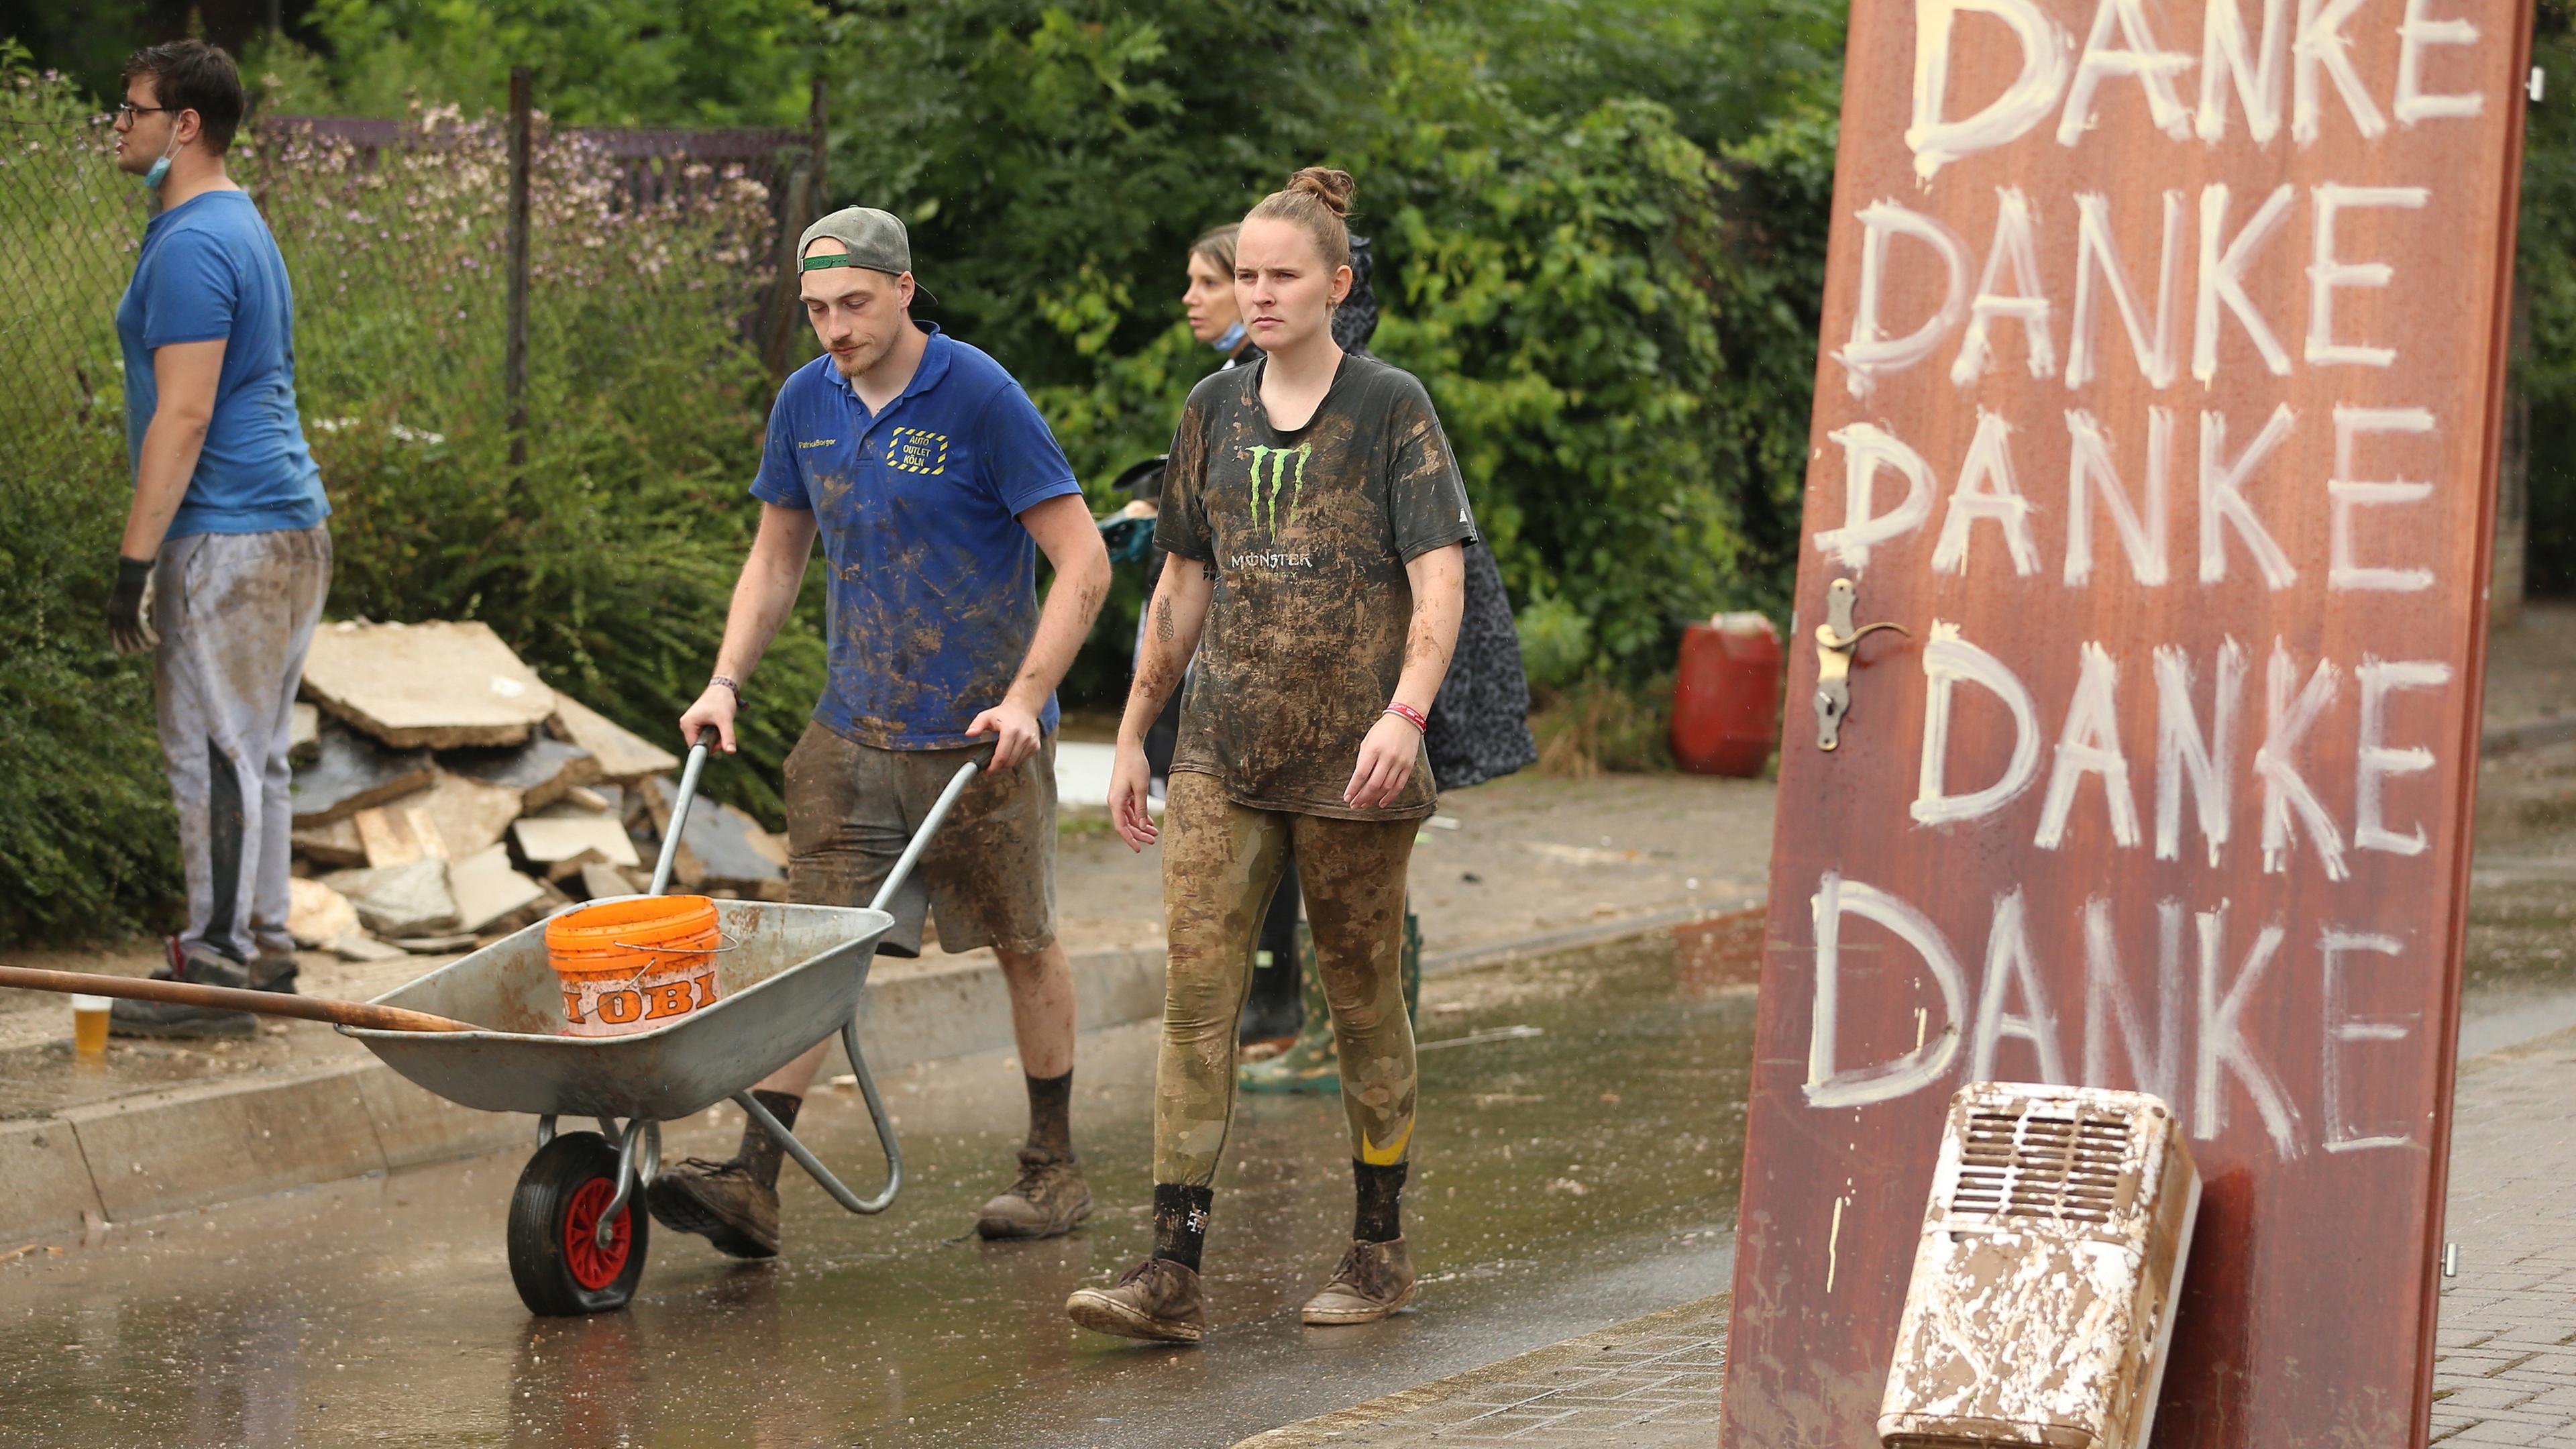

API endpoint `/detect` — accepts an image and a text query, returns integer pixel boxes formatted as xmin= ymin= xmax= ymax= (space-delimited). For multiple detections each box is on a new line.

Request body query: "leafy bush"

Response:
xmin=1531 ymin=674 xmax=1675 ymax=777
xmin=0 ymin=52 xmax=183 ymax=942
xmin=2522 ymin=0 xmax=2576 ymax=594
xmin=1515 ymin=597 xmax=1593 ymax=694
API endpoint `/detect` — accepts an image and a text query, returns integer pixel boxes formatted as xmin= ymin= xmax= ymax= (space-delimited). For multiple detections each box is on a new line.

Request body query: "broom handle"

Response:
xmin=0 ymin=965 xmax=476 ymax=1034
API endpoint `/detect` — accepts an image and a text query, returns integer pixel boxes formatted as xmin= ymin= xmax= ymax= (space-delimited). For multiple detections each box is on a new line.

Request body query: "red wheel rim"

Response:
xmin=562 ymin=1177 xmax=631 ymax=1291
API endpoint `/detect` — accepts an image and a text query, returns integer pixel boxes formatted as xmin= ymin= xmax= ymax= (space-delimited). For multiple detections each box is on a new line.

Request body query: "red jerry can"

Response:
xmin=1668 ymin=612 xmax=1782 ymax=777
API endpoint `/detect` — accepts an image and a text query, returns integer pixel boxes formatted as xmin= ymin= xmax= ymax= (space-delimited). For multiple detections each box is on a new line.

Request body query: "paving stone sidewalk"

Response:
xmin=1234 ymin=1295 xmax=1730 ymax=1448
xmin=1236 ymin=1023 xmax=2576 ymax=1448
xmin=2430 ymin=1025 xmax=2576 ymax=1446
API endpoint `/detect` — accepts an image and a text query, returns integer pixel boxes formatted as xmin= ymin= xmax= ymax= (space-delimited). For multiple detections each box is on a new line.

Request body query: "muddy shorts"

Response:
xmin=1154 ymin=769 xmax=1418 ymax=1187
xmin=782 ymin=722 xmax=1057 ymax=959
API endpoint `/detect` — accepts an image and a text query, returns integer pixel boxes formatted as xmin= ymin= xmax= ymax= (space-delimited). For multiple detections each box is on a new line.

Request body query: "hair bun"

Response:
xmin=1284 ymin=166 xmax=1354 ymax=219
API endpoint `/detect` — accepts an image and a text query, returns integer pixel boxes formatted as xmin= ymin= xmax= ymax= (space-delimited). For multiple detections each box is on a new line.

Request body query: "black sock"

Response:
xmin=739 ymin=1089 xmax=802 ymax=1189
xmin=1354 ymin=1159 xmax=1406 ymax=1242
xmin=1150 ymin=1183 xmax=1215 ymax=1271
xmin=1024 ymin=1069 xmax=1074 ymax=1162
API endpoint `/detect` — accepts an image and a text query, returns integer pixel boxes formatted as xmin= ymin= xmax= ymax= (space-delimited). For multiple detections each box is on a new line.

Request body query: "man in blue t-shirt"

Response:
xmin=105 ymin=42 xmax=333 ymax=1039
xmin=654 ymin=208 xmax=1111 ymax=1257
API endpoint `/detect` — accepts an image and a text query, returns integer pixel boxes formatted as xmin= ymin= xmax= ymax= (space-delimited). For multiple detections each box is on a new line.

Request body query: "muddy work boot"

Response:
xmin=1065 ymin=1257 xmax=1205 ymax=1344
xmin=109 ymin=944 xmax=257 ymax=1039
xmin=976 ymin=1150 xmax=1093 ymax=1240
xmin=1300 ymin=1236 xmax=1417 ymax=1325
xmin=645 ymin=1157 xmax=780 ymax=1258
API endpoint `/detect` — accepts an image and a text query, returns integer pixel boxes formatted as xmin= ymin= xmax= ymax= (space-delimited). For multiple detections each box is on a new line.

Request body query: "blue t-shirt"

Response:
xmin=117 ymin=189 xmax=329 ymax=538
xmin=751 ymin=327 xmax=1083 ymax=749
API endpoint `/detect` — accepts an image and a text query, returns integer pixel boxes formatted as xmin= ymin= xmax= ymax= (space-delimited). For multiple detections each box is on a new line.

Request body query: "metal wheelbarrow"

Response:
xmin=341 ymin=733 xmax=976 ymax=1316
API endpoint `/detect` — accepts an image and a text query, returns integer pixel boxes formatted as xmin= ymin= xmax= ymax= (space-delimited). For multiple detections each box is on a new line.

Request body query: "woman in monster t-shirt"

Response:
xmin=1067 ymin=167 xmax=1470 ymax=1344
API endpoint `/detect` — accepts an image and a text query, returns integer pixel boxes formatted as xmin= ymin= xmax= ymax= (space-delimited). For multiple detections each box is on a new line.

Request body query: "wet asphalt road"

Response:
xmin=0 ymin=941 xmax=1752 ymax=1449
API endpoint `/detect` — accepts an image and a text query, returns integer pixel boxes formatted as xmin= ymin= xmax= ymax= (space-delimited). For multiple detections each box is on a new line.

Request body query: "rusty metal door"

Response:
xmin=1718 ymin=0 xmax=2534 ymax=1443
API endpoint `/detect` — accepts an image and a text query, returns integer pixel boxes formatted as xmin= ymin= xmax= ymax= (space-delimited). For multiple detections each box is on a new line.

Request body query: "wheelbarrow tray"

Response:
xmin=341 ymin=898 xmax=895 ymax=1122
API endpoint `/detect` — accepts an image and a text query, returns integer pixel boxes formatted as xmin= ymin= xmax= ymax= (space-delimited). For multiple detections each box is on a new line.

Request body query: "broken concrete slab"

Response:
xmin=290 ymin=815 xmax=368 ymax=869
xmin=301 ymin=620 xmax=556 ymax=749
xmin=512 ymin=814 xmax=640 ymax=869
xmin=444 ymin=735 xmax=597 ymax=812
xmin=578 ymin=860 xmax=643 ymax=901
xmin=322 ymin=859 xmax=460 ymax=938
xmin=290 ymin=702 xmax=321 ymax=760
xmin=547 ymin=693 xmax=680 ymax=780
xmin=542 ymin=847 xmax=607 ymax=885
xmin=391 ymin=933 xmax=476 ymax=954
xmin=405 ymin=771 xmax=525 ymax=861
xmin=558 ymin=784 xmax=614 ymax=814
xmin=535 ymin=793 xmax=613 ymax=822
xmin=331 ymin=933 xmax=409 ymax=963
xmin=448 ymin=845 xmax=547 ymax=935
xmin=643 ymin=776 xmax=786 ymax=895
xmin=352 ymin=802 xmax=447 ymax=867
xmin=289 ymin=724 xmax=436 ymax=826
xmin=286 ymin=878 xmax=362 ymax=950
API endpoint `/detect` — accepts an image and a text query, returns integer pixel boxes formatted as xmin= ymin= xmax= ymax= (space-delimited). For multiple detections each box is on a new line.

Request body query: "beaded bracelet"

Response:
xmin=1384 ymin=700 xmax=1428 ymax=733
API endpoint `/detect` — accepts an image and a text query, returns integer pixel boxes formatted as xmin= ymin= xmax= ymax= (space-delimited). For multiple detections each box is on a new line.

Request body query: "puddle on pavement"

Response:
xmin=0 ymin=937 xmax=1753 ymax=1448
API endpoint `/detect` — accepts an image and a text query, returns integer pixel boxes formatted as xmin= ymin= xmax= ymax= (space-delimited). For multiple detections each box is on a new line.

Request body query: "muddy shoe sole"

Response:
xmin=644 ymin=1179 xmax=779 ymax=1260
xmin=1301 ymin=1280 xmax=1418 ymax=1326
xmin=1065 ymin=1287 xmax=1204 ymax=1344
xmin=975 ymin=1192 xmax=1094 ymax=1242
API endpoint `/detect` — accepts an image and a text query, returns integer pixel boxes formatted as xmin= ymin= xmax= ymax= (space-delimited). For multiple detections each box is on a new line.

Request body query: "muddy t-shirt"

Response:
xmin=1156 ymin=354 xmax=1476 ymax=820
xmin=749 ymin=328 xmax=1081 ymax=749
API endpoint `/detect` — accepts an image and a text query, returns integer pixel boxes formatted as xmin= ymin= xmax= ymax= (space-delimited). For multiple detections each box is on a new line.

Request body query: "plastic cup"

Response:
xmin=71 ymin=995 xmax=111 ymax=1057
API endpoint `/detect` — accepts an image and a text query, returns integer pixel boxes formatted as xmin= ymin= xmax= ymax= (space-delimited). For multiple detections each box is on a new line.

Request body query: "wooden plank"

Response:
xmin=1719 ymin=3 xmax=2534 ymax=1445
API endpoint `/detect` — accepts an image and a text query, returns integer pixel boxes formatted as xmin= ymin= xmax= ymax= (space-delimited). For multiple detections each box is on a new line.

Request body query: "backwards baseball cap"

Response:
xmin=797 ymin=206 xmax=938 ymax=307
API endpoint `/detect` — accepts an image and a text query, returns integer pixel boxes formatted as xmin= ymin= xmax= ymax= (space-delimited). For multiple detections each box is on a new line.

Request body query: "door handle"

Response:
xmin=1813 ymin=578 xmax=1911 ymax=752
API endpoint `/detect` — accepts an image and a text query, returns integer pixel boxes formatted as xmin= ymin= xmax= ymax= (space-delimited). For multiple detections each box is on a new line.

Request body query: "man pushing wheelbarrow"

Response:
xmin=660 ymin=206 xmax=1110 ymax=1257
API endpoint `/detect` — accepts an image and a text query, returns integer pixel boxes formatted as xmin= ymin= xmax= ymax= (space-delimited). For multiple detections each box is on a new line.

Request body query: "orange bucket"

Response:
xmin=545 ymin=896 xmax=722 ymax=1037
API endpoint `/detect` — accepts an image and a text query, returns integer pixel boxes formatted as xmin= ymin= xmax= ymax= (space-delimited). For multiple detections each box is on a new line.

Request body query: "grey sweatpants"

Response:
xmin=152 ymin=527 xmax=332 ymax=963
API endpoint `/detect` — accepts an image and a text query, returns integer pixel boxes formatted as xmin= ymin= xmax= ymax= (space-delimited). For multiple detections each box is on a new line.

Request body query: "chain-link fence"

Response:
xmin=1 ymin=68 xmax=818 ymax=473
xmin=0 ymin=75 xmax=138 ymax=449
xmin=0 ymin=58 xmax=830 ymax=942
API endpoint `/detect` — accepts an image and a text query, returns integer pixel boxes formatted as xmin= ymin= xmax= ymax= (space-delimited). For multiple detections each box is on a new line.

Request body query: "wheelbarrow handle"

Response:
xmin=867 ymin=759 xmax=981 ymax=914
xmin=647 ymin=729 xmax=719 ymax=898
xmin=649 ymin=739 xmax=975 ymax=906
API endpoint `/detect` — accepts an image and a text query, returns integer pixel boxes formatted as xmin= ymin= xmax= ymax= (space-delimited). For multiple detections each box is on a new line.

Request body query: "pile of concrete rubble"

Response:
xmin=283 ymin=621 xmax=786 ymax=960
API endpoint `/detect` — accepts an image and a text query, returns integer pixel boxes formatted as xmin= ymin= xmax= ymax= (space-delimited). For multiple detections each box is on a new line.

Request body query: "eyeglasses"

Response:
xmin=112 ymin=102 xmax=176 ymax=128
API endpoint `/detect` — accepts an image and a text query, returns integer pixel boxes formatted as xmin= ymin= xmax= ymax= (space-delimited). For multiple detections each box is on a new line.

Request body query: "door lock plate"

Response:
xmin=1813 ymin=578 xmax=1910 ymax=752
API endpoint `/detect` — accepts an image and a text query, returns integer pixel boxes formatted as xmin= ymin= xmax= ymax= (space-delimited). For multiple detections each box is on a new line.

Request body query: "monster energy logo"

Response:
xmin=1244 ymin=443 xmax=1310 ymax=540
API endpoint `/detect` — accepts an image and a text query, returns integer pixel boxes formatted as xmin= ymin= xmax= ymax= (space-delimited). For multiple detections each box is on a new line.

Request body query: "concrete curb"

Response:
xmin=0 ymin=905 xmax=1757 ymax=1249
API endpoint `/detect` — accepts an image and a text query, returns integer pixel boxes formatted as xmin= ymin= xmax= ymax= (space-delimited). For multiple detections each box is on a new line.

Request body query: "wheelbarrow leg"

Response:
xmin=592 ymin=1117 xmax=661 ymax=1249
xmin=735 ymin=1015 xmax=904 ymax=1215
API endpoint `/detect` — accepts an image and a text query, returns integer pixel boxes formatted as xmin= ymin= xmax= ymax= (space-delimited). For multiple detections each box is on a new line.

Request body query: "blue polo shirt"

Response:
xmin=116 ymin=189 xmax=329 ymax=538
xmin=751 ymin=326 xmax=1083 ymax=749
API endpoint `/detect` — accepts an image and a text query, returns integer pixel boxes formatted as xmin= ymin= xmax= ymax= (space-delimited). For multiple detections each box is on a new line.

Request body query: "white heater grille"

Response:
xmin=1949 ymin=1106 xmax=2131 ymax=1224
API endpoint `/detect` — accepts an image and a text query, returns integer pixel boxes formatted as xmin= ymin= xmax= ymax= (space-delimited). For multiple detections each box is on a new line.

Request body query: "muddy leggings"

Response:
xmin=1155 ymin=771 xmax=1419 ymax=1187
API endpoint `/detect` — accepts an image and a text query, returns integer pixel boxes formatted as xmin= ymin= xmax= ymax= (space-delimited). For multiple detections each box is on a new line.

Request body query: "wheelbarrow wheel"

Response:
xmin=507 ymin=1131 xmax=649 ymax=1316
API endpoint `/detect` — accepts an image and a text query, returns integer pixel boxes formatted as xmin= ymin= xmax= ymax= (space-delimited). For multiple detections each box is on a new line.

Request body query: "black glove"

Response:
xmin=107 ymin=555 xmax=158 ymax=655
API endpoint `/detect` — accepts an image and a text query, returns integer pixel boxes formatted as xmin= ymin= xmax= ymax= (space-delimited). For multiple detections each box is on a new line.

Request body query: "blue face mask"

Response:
xmin=1209 ymin=321 xmax=1246 ymax=354
xmin=140 ymin=129 xmax=180 ymax=191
